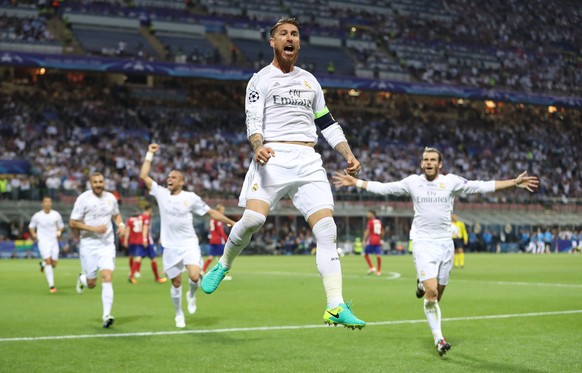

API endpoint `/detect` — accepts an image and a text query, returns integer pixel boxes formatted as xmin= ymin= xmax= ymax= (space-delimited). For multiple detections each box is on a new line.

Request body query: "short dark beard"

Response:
xmin=275 ymin=48 xmax=297 ymax=73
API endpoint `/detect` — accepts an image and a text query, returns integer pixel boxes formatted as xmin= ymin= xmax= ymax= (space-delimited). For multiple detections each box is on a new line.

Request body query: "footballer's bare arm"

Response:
xmin=335 ymin=141 xmax=361 ymax=177
xmin=250 ymin=133 xmax=275 ymax=166
xmin=140 ymin=143 xmax=159 ymax=190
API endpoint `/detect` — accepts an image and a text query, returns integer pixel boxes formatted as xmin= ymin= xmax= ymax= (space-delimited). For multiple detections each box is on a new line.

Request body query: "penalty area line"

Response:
xmin=1 ymin=309 xmax=581 ymax=343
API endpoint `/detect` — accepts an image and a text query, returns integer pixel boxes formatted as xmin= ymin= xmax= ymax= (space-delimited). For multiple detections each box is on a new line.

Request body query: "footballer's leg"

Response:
xmin=167 ymin=262 xmax=186 ymax=328
xmin=101 ymin=269 xmax=115 ymax=328
xmin=43 ymin=257 xmax=55 ymax=292
xmin=203 ymin=207 xmax=266 ymax=294
xmin=309 ymin=210 xmax=365 ymax=329
xmin=171 ymin=277 xmax=185 ymax=328
xmin=202 ymin=255 xmax=214 ymax=273
xmin=459 ymin=248 xmax=465 ymax=268
xmin=414 ymin=240 xmax=452 ymax=354
xmin=185 ymin=264 xmax=201 ymax=315
xmin=171 ymin=280 xmax=185 ymax=328
xmin=148 ymin=246 xmax=165 ymax=283
xmin=376 ymin=253 xmax=382 ymax=276
xmin=423 ymin=279 xmax=449 ymax=353
xmin=364 ymin=253 xmax=375 ymax=274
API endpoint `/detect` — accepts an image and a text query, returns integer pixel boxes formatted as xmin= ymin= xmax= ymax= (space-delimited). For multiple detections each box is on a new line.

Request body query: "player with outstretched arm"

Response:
xmin=333 ymin=147 xmax=538 ymax=355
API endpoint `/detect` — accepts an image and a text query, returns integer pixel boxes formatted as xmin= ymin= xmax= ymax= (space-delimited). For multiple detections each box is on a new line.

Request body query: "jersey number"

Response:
xmin=132 ymin=219 xmax=143 ymax=233
xmin=373 ymin=221 xmax=382 ymax=235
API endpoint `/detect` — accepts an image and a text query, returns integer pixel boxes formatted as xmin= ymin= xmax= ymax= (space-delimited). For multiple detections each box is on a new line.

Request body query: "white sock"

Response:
xmin=424 ymin=298 xmax=443 ymax=343
xmin=44 ymin=264 xmax=54 ymax=288
xmin=313 ymin=217 xmax=343 ymax=308
xmin=219 ymin=210 xmax=265 ymax=269
xmin=322 ymin=273 xmax=343 ymax=308
xmin=79 ymin=273 xmax=88 ymax=287
xmin=171 ymin=285 xmax=182 ymax=316
xmin=102 ymin=282 xmax=113 ymax=317
xmin=188 ymin=278 xmax=199 ymax=296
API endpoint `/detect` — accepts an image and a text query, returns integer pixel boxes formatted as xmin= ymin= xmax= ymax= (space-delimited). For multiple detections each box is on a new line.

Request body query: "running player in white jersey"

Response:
xmin=333 ymin=147 xmax=539 ymax=355
xmin=140 ymin=143 xmax=236 ymax=328
xmin=201 ymin=17 xmax=365 ymax=329
xmin=29 ymin=196 xmax=64 ymax=293
xmin=70 ymin=172 xmax=125 ymax=328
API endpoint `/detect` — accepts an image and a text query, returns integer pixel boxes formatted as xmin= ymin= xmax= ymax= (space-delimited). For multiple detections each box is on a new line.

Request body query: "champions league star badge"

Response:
xmin=248 ymin=90 xmax=260 ymax=103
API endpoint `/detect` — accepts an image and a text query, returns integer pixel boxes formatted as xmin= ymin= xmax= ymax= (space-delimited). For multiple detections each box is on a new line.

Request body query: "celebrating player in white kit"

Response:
xmin=70 ymin=172 xmax=125 ymax=328
xmin=333 ymin=147 xmax=539 ymax=355
xmin=140 ymin=143 xmax=236 ymax=328
xmin=201 ymin=17 xmax=365 ymax=329
xmin=29 ymin=197 xmax=64 ymax=293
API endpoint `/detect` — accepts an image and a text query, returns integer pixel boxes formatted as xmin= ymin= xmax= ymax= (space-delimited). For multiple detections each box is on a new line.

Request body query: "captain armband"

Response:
xmin=315 ymin=108 xmax=347 ymax=148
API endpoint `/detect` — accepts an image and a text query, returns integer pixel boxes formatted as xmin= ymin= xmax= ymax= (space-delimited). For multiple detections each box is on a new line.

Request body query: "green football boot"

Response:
xmin=323 ymin=303 xmax=366 ymax=330
xmin=201 ymin=262 xmax=229 ymax=294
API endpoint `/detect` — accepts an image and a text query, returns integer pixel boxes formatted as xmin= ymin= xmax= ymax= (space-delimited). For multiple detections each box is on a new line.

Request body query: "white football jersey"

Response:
xmin=70 ymin=190 xmax=120 ymax=247
xmin=150 ymin=181 xmax=210 ymax=250
xmin=29 ymin=209 xmax=64 ymax=244
xmin=245 ymin=64 xmax=327 ymax=142
xmin=366 ymin=173 xmax=495 ymax=241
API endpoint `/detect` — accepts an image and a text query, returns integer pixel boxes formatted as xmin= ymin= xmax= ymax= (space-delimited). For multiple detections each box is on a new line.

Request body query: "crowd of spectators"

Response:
xmin=1 ymin=75 xmax=581 ymax=205
xmin=380 ymin=0 xmax=581 ymax=95
xmin=3 ymin=0 xmax=580 ymax=96
xmin=199 ymin=0 xmax=582 ymax=96
xmin=0 ymin=12 xmax=53 ymax=42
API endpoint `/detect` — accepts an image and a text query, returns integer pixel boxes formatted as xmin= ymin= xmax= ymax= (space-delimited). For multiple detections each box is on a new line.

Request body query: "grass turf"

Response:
xmin=1 ymin=253 xmax=581 ymax=372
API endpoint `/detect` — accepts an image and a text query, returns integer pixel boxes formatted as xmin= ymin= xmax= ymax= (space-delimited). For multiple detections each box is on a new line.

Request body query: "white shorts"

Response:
xmin=163 ymin=246 xmax=202 ymax=280
xmin=38 ymin=240 xmax=59 ymax=261
xmin=412 ymin=239 xmax=454 ymax=285
xmin=80 ymin=244 xmax=116 ymax=280
xmin=238 ymin=143 xmax=334 ymax=219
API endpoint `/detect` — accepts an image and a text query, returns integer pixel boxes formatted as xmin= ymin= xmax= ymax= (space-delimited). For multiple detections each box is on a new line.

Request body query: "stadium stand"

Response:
xmin=71 ymin=25 xmax=157 ymax=57
xmin=3 ymin=0 xmax=579 ymax=95
xmin=0 ymin=0 xmax=581 ymax=252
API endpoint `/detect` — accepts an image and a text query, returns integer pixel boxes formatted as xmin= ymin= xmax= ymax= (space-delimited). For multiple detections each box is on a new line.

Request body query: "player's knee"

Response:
xmin=312 ymin=217 xmax=336 ymax=243
xmin=425 ymin=288 xmax=438 ymax=300
xmin=172 ymin=277 xmax=182 ymax=287
xmin=240 ymin=210 xmax=266 ymax=234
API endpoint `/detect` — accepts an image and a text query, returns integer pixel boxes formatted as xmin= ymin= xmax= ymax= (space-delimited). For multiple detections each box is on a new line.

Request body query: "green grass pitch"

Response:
xmin=1 ymin=253 xmax=581 ymax=373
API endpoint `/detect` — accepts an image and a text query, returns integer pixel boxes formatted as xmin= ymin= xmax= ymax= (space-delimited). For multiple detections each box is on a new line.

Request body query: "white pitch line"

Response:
xmin=1 ymin=309 xmax=581 ymax=343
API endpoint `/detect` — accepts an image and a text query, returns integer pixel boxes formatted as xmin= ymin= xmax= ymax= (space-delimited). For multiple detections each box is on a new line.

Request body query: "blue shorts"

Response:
xmin=365 ymin=244 xmax=382 ymax=255
xmin=209 ymin=244 xmax=225 ymax=256
xmin=135 ymin=244 xmax=157 ymax=259
xmin=128 ymin=244 xmax=141 ymax=257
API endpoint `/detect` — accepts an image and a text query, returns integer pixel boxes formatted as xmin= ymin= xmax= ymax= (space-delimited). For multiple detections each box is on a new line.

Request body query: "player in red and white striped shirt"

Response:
xmin=124 ymin=205 xmax=166 ymax=284
xmin=363 ymin=210 xmax=384 ymax=276
xmin=202 ymin=205 xmax=231 ymax=280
